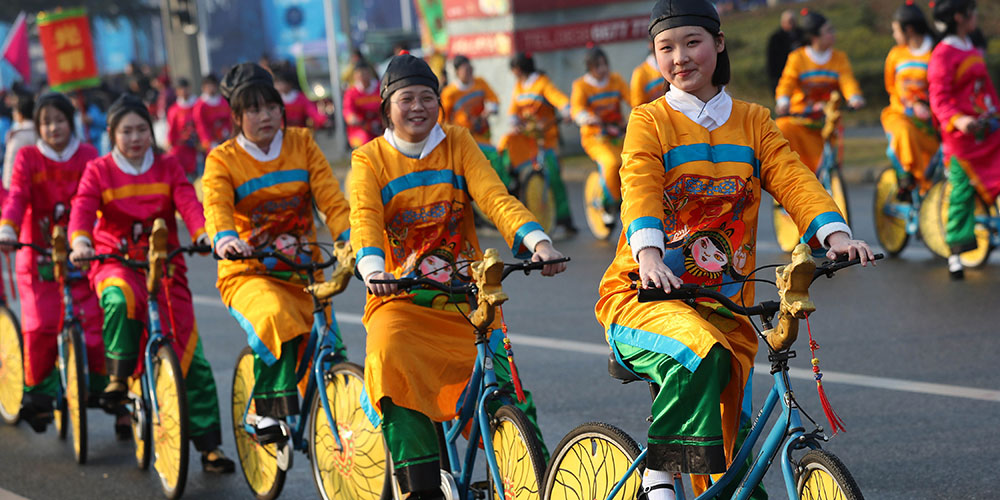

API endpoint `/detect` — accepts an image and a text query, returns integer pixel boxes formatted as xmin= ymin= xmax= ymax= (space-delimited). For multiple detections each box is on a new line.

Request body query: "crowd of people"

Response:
xmin=0 ymin=0 xmax=995 ymax=499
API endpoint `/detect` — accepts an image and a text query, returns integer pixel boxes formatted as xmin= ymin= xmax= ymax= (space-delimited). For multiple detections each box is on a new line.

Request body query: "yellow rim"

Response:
xmin=546 ymin=435 xmax=641 ymax=500
xmin=492 ymin=417 xmax=542 ymax=500
xmin=830 ymin=174 xmax=849 ymax=225
xmin=312 ymin=368 xmax=386 ymax=500
xmin=584 ymin=171 xmax=613 ymax=240
xmin=67 ymin=338 xmax=82 ymax=457
xmin=928 ymin=182 xmax=992 ymax=265
xmin=799 ymin=466 xmax=849 ymax=500
xmin=523 ymin=174 xmax=555 ymax=233
xmin=874 ymin=169 xmax=908 ymax=254
xmin=130 ymin=376 xmax=147 ymax=465
xmin=233 ymin=352 xmax=281 ymax=495
xmin=773 ymin=205 xmax=800 ymax=252
xmin=918 ymin=181 xmax=950 ymax=258
xmin=153 ymin=355 xmax=184 ymax=490
xmin=0 ymin=313 xmax=22 ymax=422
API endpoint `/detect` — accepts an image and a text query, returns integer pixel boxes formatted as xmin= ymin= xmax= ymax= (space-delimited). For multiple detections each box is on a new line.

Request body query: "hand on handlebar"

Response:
xmin=215 ymin=235 xmax=252 ymax=259
xmin=825 ymin=232 xmax=875 ymax=266
xmin=69 ymin=240 xmax=94 ymax=267
xmin=365 ymin=270 xmax=398 ymax=297
xmin=637 ymin=247 xmax=683 ymax=291
xmin=531 ymin=241 xmax=568 ymax=276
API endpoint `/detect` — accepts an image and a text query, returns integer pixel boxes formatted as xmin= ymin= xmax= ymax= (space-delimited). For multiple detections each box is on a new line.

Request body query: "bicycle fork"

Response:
xmin=143 ymin=300 xmax=165 ymax=426
xmin=57 ymin=281 xmax=89 ymax=400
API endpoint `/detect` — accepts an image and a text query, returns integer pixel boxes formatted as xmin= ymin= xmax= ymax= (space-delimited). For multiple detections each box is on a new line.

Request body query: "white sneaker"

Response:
xmin=948 ymin=255 xmax=964 ymax=280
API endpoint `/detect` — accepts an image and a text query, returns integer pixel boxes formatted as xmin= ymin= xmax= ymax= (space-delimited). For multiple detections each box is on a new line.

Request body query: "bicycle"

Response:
xmin=543 ymin=244 xmax=881 ymax=500
xmin=223 ymin=241 xmax=386 ymax=500
xmin=370 ymin=249 xmax=570 ymax=500
xmin=77 ymin=218 xmax=206 ymax=499
xmin=582 ymin=123 xmax=625 ymax=241
xmin=773 ymin=92 xmax=852 ymax=252
xmin=512 ymin=119 xmax=559 ymax=233
xmin=872 ymin=146 xmax=944 ymax=257
xmin=918 ymin=117 xmax=1000 ymax=268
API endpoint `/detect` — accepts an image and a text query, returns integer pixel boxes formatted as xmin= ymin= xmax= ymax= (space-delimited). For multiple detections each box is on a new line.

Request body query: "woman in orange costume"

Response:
xmin=775 ymin=9 xmax=864 ymax=173
xmin=882 ymin=1 xmax=940 ymax=196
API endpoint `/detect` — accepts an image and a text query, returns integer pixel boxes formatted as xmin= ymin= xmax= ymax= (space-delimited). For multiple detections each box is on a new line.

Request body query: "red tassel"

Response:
xmin=498 ymin=306 xmax=526 ymax=403
xmin=805 ymin=315 xmax=846 ymax=434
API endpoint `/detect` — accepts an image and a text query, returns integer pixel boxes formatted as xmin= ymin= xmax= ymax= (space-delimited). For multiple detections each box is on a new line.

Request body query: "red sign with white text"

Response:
xmin=37 ymin=8 xmax=100 ymax=92
xmin=513 ymin=15 xmax=648 ymax=53
xmin=447 ymin=31 xmax=514 ymax=58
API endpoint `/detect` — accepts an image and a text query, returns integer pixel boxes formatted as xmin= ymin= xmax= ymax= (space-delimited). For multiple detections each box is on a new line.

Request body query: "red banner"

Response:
xmin=443 ymin=0 xmax=511 ymax=20
xmin=447 ymin=31 xmax=514 ymax=58
xmin=511 ymin=0 xmax=634 ymax=14
xmin=513 ymin=15 xmax=648 ymax=53
xmin=37 ymin=8 xmax=99 ymax=92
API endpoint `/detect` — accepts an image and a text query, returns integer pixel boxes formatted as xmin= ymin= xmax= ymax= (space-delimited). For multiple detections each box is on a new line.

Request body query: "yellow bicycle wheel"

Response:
xmin=829 ymin=170 xmax=850 ymax=225
xmin=873 ymin=168 xmax=909 ymax=256
xmin=130 ymin=375 xmax=151 ymax=470
xmin=521 ymin=172 xmax=556 ymax=233
xmin=796 ymin=450 xmax=863 ymax=500
xmin=152 ymin=344 xmax=189 ymax=500
xmin=773 ymin=203 xmax=800 ymax=253
xmin=919 ymin=180 xmax=993 ymax=266
xmin=65 ymin=325 xmax=88 ymax=464
xmin=232 ymin=346 xmax=286 ymax=500
xmin=309 ymin=362 xmax=387 ymax=500
xmin=584 ymin=171 xmax=615 ymax=241
xmin=489 ymin=405 xmax=546 ymax=500
xmin=543 ymin=422 xmax=643 ymax=500
xmin=0 ymin=307 xmax=23 ymax=425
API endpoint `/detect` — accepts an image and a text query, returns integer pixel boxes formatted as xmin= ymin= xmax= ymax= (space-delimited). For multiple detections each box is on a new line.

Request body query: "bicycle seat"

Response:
xmin=607 ymin=354 xmax=642 ymax=383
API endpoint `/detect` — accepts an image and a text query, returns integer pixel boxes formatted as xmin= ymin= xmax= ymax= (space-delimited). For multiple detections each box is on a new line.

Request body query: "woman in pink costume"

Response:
xmin=0 ymin=93 xmax=107 ymax=433
xmin=342 ymin=62 xmax=383 ymax=149
xmin=928 ymin=0 xmax=1000 ymax=279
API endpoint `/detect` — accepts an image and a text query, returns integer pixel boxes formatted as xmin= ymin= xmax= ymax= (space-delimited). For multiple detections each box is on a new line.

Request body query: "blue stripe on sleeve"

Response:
xmin=511 ymin=221 xmax=543 ymax=259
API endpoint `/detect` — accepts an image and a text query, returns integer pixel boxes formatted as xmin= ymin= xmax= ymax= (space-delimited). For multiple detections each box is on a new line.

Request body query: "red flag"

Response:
xmin=1 ymin=12 xmax=30 ymax=83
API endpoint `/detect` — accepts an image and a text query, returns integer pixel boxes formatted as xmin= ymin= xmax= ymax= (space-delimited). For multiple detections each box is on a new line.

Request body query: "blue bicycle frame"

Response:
xmin=438 ymin=332 xmax=509 ymax=500
xmin=881 ymin=147 xmax=944 ymax=236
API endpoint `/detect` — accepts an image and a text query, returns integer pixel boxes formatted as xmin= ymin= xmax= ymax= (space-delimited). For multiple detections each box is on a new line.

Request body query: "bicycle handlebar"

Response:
xmin=369 ymin=257 xmax=571 ymax=293
xmin=1 ymin=241 xmax=50 ymax=256
xmin=77 ymin=244 xmax=215 ymax=270
xmin=216 ymin=249 xmax=340 ymax=272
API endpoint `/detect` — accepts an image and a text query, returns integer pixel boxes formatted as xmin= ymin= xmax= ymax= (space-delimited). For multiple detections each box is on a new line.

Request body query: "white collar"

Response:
xmin=664 ymin=86 xmax=732 ymax=132
xmin=521 ymin=73 xmax=540 ymax=89
xmin=281 ymin=90 xmax=300 ymax=104
xmin=583 ymin=73 xmax=609 ymax=88
xmin=910 ymin=36 xmax=933 ymax=56
xmin=805 ymin=46 xmax=833 ymax=65
xmin=383 ymin=124 xmax=446 ymax=159
xmin=455 ymin=78 xmax=474 ymax=91
xmin=236 ymin=129 xmax=284 ymax=162
xmin=112 ymin=147 xmax=154 ymax=175
xmin=11 ymin=120 xmax=34 ymax=132
xmin=942 ymin=35 xmax=973 ymax=51
xmin=355 ymin=79 xmax=378 ymax=94
xmin=36 ymin=136 xmax=80 ymax=163
xmin=175 ymin=95 xmax=197 ymax=108
xmin=645 ymin=54 xmax=658 ymax=70
xmin=200 ymin=93 xmax=222 ymax=106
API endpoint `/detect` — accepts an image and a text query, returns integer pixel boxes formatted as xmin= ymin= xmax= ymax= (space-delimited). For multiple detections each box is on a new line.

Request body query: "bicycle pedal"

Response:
xmin=276 ymin=442 xmax=292 ymax=471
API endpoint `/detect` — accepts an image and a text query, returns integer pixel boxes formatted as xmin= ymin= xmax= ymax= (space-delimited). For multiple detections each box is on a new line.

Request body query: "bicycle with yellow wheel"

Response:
xmin=77 ymin=218 xmax=202 ymax=499
xmin=224 ymin=241 xmax=387 ymax=500
xmin=543 ymin=244 xmax=880 ymax=500
xmin=371 ymin=249 xmax=570 ymax=500
xmin=0 ymin=252 xmax=24 ymax=427
xmin=582 ymin=123 xmax=624 ymax=241
xmin=512 ymin=119 xmax=558 ymax=233
xmin=773 ymin=92 xmax=851 ymax=252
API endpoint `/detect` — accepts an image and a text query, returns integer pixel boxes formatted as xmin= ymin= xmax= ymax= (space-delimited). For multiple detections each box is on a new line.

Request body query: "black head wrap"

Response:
xmin=220 ymin=63 xmax=274 ymax=102
xmin=894 ymin=1 xmax=926 ymax=25
xmin=801 ymin=10 xmax=828 ymax=38
xmin=648 ymin=0 xmax=721 ymax=39
xmin=380 ymin=53 xmax=439 ymax=99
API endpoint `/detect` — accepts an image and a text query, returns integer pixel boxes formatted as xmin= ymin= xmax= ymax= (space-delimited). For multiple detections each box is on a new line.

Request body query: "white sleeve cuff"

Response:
xmin=0 ymin=225 xmax=17 ymax=241
xmin=816 ymin=222 xmax=852 ymax=249
xmin=71 ymin=235 xmax=93 ymax=248
xmin=357 ymin=255 xmax=386 ymax=280
xmin=573 ymin=111 xmax=596 ymax=127
xmin=629 ymin=228 xmax=665 ymax=263
xmin=485 ymin=102 xmax=499 ymax=114
xmin=521 ymin=229 xmax=552 ymax=253
xmin=777 ymin=96 xmax=791 ymax=108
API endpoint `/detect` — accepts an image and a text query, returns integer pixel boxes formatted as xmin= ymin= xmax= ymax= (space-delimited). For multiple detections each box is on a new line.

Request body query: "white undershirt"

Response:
xmin=36 ymin=136 xmax=81 ymax=163
xmin=111 ymin=147 xmax=154 ymax=176
xmin=805 ymin=46 xmax=833 ymax=65
xmin=941 ymin=35 xmax=973 ymax=51
xmin=236 ymin=130 xmax=284 ymax=162
xmin=199 ymin=93 xmax=222 ymax=106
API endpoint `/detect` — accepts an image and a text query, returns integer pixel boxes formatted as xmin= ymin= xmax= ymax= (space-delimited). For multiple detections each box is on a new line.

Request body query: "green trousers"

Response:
xmin=945 ymin=157 xmax=979 ymax=254
xmin=541 ymin=148 xmax=573 ymax=223
xmin=616 ymin=341 xmax=766 ymax=499
xmin=24 ymin=369 xmax=108 ymax=398
xmin=381 ymin=336 xmax=547 ymax=494
xmin=251 ymin=337 xmax=302 ymax=418
xmin=482 ymin=144 xmax=513 ymax=190
xmin=101 ymin=286 xmax=223 ymax=451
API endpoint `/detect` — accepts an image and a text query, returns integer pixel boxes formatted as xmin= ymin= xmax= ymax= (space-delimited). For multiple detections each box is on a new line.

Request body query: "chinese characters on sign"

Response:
xmin=37 ymin=8 xmax=100 ymax=92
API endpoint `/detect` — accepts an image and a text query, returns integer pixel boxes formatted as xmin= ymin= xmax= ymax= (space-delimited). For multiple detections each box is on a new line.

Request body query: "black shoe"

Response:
xmin=98 ymin=380 xmax=127 ymax=412
xmin=950 ymin=267 xmax=965 ymax=280
xmin=250 ymin=416 xmax=289 ymax=446
xmin=201 ymin=449 xmax=236 ymax=474
xmin=637 ymin=483 xmax=675 ymax=500
xmin=20 ymin=394 xmax=54 ymax=434
xmin=114 ymin=410 xmax=132 ymax=441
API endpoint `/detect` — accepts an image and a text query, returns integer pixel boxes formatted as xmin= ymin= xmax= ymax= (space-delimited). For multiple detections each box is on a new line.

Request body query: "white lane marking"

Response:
xmin=0 ymin=487 xmax=31 ymax=500
xmin=192 ymin=294 xmax=1000 ymax=403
